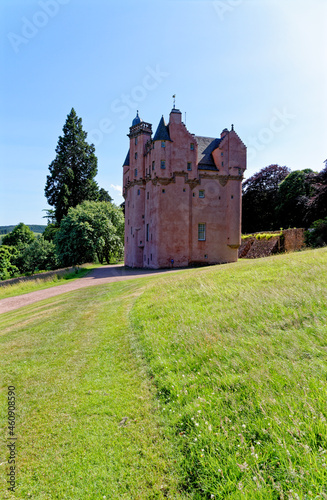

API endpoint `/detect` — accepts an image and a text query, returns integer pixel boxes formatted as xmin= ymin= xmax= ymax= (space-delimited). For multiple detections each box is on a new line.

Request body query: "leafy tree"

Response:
xmin=0 ymin=246 xmax=19 ymax=280
xmin=98 ymin=188 xmax=113 ymax=203
xmin=305 ymin=161 xmax=327 ymax=224
xmin=2 ymin=222 xmax=35 ymax=248
xmin=17 ymin=237 xmax=58 ymax=274
xmin=55 ymin=201 xmax=124 ymax=266
xmin=45 ymin=108 xmax=99 ymax=224
xmin=277 ymin=169 xmax=314 ymax=228
xmin=242 ymin=164 xmax=291 ymax=233
xmin=43 ymin=223 xmax=60 ymax=242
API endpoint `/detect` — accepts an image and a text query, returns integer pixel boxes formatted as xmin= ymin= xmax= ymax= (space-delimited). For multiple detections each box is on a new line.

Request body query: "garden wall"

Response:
xmin=239 ymin=228 xmax=305 ymax=259
xmin=0 ymin=266 xmax=80 ymax=287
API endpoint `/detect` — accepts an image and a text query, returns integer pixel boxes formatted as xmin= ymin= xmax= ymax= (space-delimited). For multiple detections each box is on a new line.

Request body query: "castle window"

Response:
xmin=198 ymin=223 xmax=206 ymax=241
xmin=161 ymin=160 xmax=166 ymax=169
xmin=190 ymin=143 xmax=194 ymax=150
xmin=221 ymin=152 xmax=223 ymax=156
xmin=222 ymin=161 xmax=224 ymax=166
xmin=146 ymin=224 xmax=149 ymax=242
xmin=193 ymin=192 xmax=195 ymax=197
xmin=231 ymin=195 xmax=234 ymax=199
xmin=135 ymin=137 xmax=138 ymax=145
xmin=147 ymin=192 xmax=149 ymax=200
xmin=152 ymin=161 xmax=155 ymax=171
xmin=137 ymin=189 xmax=140 ymax=195
xmin=162 ymin=189 xmax=165 ymax=193
xmin=199 ymin=190 xmax=205 ymax=198
xmin=187 ymin=162 xmax=192 ymax=171
xmin=161 ymin=141 xmax=166 ymax=148
xmin=134 ymin=168 xmax=137 ymax=177
xmin=183 ymin=188 xmax=186 ymax=192
xmin=135 ymin=152 xmax=138 ymax=159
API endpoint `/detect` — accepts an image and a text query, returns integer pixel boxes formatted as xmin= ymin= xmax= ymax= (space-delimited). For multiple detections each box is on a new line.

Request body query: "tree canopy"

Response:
xmin=2 ymin=222 xmax=36 ymax=248
xmin=55 ymin=201 xmax=124 ymax=266
xmin=277 ymin=169 xmax=315 ymax=228
xmin=45 ymin=108 xmax=99 ymax=224
xmin=242 ymin=164 xmax=291 ymax=233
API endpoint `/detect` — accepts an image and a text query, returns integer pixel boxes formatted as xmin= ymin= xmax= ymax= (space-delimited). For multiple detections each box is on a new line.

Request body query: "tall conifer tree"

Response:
xmin=45 ymin=108 xmax=99 ymax=223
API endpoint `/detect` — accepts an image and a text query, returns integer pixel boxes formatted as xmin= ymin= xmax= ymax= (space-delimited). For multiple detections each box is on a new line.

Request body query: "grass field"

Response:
xmin=0 ymin=248 xmax=327 ymax=499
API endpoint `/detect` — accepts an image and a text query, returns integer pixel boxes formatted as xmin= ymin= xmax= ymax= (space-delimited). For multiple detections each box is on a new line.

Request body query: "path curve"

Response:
xmin=0 ymin=264 xmax=179 ymax=315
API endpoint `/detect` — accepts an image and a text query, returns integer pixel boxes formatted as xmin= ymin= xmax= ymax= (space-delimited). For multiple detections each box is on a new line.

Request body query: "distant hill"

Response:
xmin=0 ymin=225 xmax=46 ymax=235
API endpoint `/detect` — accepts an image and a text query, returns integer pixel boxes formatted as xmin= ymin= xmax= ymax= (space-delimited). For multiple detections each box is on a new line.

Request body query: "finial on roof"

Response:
xmin=132 ymin=111 xmax=142 ymax=127
xmin=231 ymin=124 xmax=234 ymax=131
xmin=172 ymin=94 xmax=176 ymax=109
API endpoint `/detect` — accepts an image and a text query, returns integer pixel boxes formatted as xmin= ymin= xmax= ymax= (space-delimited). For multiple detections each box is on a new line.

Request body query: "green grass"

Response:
xmin=0 ymin=265 xmax=96 ymax=300
xmin=1 ymin=248 xmax=327 ymax=498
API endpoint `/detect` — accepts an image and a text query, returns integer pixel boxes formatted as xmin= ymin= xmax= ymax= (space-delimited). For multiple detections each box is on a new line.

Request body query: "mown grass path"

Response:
xmin=0 ymin=280 xmax=185 ymax=499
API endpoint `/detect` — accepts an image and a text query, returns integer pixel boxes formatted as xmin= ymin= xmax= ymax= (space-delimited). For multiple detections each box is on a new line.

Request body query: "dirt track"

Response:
xmin=0 ymin=264 xmax=179 ymax=315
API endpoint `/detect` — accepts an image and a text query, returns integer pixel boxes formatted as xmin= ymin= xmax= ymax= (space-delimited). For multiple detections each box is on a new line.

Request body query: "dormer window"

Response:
xmin=161 ymin=160 xmax=166 ymax=169
xmin=187 ymin=162 xmax=192 ymax=171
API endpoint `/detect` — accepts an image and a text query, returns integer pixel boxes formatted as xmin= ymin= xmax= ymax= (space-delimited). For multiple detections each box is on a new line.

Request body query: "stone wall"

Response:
xmin=283 ymin=228 xmax=306 ymax=252
xmin=239 ymin=228 xmax=305 ymax=259
xmin=0 ymin=266 xmax=80 ymax=287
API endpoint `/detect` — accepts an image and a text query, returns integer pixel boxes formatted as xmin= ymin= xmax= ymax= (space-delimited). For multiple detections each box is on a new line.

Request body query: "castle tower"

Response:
xmin=123 ymin=111 xmax=152 ymax=268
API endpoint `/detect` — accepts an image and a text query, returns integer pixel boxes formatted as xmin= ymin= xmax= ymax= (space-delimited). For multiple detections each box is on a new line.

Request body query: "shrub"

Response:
xmin=305 ymin=217 xmax=327 ymax=248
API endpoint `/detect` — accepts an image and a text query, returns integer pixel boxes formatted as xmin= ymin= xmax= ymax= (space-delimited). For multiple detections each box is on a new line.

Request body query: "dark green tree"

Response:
xmin=98 ymin=188 xmax=113 ymax=203
xmin=242 ymin=164 xmax=291 ymax=233
xmin=305 ymin=160 xmax=327 ymax=224
xmin=277 ymin=169 xmax=314 ymax=228
xmin=2 ymin=223 xmax=35 ymax=248
xmin=55 ymin=201 xmax=124 ymax=266
xmin=45 ymin=108 xmax=99 ymax=224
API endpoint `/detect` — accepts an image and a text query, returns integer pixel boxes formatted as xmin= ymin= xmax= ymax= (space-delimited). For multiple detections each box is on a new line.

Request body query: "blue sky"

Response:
xmin=1 ymin=0 xmax=326 ymax=225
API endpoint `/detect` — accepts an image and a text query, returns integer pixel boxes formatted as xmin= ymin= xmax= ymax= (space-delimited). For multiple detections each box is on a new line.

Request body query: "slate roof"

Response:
xmin=195 ymin=136 xmax=221 ymax=170
xmin=153 ymin=116 xmax=172 ymax=142
xmin=123 ymin=149 xmax=130 ymax=166
xmin=132 ymin=111 xmax=142 ymax=127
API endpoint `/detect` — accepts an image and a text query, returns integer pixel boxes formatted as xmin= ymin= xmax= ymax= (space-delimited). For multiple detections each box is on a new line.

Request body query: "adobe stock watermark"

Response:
xmin=7 ymin=0 xmax=71 ymax=54
xmin=247 ymin=107 xmax=296 ymax=162
xmin=88 ymin=65 xmax=169 ymax=147
xmin=212 ymin=0 xmax=243 ymax=21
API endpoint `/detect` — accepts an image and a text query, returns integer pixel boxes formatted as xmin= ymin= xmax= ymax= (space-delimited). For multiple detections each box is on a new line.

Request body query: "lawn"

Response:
xmin=0 ymin=248 xmax=326 ymax=499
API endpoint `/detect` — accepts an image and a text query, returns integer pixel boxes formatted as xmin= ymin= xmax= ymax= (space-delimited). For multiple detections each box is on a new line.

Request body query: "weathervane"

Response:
xmin=172 ymin=94 xmax=176 ymax=109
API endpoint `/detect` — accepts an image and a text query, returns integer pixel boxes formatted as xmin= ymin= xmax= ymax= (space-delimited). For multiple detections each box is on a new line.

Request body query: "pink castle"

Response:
xmin=122 ymin=107 xmax=246 ymax=268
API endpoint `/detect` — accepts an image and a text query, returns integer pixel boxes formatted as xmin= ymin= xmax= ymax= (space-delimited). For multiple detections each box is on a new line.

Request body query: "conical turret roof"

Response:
xmin=153 ymin=116 xmax=171 ymax=142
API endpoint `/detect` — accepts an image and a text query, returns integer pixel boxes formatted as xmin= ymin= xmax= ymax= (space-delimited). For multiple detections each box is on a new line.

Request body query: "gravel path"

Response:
xmin=0 ymin=264 xmax=179 ymax=315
